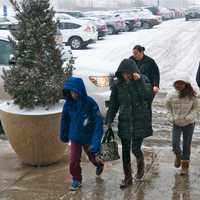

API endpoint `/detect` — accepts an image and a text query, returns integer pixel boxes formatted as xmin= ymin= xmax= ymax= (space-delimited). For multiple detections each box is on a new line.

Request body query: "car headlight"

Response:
xmin=89 ymin=76 xmax=110 ymax=87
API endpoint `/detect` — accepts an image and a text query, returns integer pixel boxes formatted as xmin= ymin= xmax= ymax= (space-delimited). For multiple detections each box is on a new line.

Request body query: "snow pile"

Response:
xmin=0 ymin=100 xmax=64 ymax=115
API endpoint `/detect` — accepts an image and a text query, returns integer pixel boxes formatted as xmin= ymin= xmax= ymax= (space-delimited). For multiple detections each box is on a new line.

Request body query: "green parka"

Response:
xmin=106 ymin=59 xmax=153 ymax=140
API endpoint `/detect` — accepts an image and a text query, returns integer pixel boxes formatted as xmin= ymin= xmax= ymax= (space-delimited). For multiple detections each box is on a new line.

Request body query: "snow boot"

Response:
xmin=135 ymin=156 xmax=145 ymax=180
xmin=180 ymin=160 xmax=189 ymax=175
xmin=120 ymin=163 xmax=133 ymax=189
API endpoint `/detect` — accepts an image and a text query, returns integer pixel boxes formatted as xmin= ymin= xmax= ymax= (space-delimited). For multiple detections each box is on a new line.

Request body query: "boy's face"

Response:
xmin=70 ymin=91 xmax=79 ymax=100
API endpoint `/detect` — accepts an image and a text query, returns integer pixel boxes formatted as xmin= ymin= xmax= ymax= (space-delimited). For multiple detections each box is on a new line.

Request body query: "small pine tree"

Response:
xmin=3 ymin=0 xmax=65 ymax=109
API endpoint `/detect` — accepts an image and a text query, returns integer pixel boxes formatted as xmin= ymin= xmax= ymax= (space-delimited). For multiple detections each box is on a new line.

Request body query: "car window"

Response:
xmin=0 ymin=24 xmax=9 ymax=30
xmin=59 ymin=22 xmax=81 ymax=29
xmin=67 ymin=12 xmax=85 ymax=18
xmin=0 ymin=23 xmax=18 ymax=30
xmin=0 ymin=40 xmax=13 ymax=65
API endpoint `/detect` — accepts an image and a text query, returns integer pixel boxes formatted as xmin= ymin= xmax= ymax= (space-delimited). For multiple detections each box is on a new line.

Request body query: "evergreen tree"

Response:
xmin=3 ymin=0 xmax=65 ymax=109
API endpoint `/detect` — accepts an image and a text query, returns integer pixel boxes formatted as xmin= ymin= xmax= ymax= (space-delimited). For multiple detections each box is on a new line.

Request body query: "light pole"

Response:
xmin=157 ymin=0 xmax=160 ymax=7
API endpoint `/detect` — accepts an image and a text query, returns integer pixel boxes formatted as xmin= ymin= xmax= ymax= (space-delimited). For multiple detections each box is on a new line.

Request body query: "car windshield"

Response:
xmin=0 ymin=40 xmax=13 ymax=65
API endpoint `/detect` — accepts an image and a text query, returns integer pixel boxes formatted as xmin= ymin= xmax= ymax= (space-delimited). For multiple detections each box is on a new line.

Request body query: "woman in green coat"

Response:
xmin=106 ymin=59 xmax=153 ymax=189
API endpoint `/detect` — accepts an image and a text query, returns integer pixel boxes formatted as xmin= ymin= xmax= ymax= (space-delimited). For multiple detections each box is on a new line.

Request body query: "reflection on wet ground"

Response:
xmin=1 ymin=92 xmax=200 ymax=199
xmin=1 ymin=140 xmax=200 ymax=200
xmin=172 ymin=174 xmax=191 ymax=200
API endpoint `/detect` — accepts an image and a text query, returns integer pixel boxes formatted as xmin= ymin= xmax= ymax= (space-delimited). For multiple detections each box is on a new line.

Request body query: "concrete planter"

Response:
xmin=0 ymin=103 xmax=66 ymax=166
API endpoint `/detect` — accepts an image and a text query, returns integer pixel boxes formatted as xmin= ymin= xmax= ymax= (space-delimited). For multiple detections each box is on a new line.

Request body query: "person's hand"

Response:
xmin=153 ymin=86 xmax=159 ymax=95
xmin=132 ymin=73 xmax=141 ymax=80
xmin=88 ymin=145 xmax=98 ymax=154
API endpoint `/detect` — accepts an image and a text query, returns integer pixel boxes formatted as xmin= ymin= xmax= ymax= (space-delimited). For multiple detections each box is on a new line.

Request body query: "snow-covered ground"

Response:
xmin=73 ymin=18 xmax=200 ymax=92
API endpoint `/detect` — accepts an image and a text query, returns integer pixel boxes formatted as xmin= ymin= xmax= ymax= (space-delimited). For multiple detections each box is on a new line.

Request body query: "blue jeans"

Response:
xmin=172 ymin=123 xmax=195 ymax=160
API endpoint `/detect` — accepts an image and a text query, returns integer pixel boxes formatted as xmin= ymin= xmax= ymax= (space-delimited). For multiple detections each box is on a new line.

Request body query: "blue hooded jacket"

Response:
xmin=59 ymin=77 xmax=103 ymax=153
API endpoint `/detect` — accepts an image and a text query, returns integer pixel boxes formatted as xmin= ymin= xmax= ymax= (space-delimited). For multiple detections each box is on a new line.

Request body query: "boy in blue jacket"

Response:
xmin=60 ymin=77 xmax=104 ymax=191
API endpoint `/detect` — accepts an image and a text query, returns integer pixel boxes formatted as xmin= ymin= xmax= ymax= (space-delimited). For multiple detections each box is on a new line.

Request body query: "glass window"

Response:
xmin=0 ymin=24 xmax=9 ymax=30
xmin=0 ymin=40 xmax=13 ymax=65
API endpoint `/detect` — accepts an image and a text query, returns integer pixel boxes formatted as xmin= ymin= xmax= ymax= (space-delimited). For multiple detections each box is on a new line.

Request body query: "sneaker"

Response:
xmin=96 ymin=164 xmax=104 ymax=176
xmin=70 ymin=179 xmax=82 ymax=191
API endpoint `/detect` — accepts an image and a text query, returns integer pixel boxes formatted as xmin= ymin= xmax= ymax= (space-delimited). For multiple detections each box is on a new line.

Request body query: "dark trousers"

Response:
xmin=121 ymin=137 xmax=144 ymax=164
xmin=172 ymin=123 xmax=195 ymax=160
xmin=69 ymin=142 xmax=100 ymax=182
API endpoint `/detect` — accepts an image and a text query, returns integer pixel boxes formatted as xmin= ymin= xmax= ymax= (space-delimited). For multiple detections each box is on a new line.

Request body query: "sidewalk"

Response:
xmin=0 ymin=138 xmax=200 ymax=200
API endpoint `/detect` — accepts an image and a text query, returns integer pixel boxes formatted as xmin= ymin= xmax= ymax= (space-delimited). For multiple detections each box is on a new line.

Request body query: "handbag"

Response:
xmin=96 ymin=128 xmax=120 ymax=162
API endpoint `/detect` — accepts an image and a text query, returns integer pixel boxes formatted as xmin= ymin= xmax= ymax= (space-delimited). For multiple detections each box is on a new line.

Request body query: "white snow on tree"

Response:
xmin=3 ymin=0 xmax=65 ymax=109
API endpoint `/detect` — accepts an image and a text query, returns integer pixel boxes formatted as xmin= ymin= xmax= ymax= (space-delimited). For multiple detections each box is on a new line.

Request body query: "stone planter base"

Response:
xmin=0 ymin=109 xmax=66 ymax=166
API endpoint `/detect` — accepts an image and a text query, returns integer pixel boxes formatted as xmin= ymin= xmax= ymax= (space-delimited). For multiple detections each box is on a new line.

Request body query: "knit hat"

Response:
xmin=173 ymin=73 xmax=192 ymax=85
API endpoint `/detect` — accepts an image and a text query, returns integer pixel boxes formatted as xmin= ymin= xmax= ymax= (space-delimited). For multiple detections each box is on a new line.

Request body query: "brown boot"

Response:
xmin=135 ymin=157 xmax=145 ymax=180
xmin=120 ymin=163 xmax=133 ymax=189
xmin=174 ymin=154 xmax=181 ymax=168
xmin=180 ymin=160 xmax=189 ymax=175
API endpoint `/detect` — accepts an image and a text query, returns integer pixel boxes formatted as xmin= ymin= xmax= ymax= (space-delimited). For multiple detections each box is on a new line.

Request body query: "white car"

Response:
xmin=0 ymin=35 xmax=113 ymax=117
xmin=72 ymin=58 xmax=114 ymax=116
xmin=57 ymin=18 xmax=98 ymax=49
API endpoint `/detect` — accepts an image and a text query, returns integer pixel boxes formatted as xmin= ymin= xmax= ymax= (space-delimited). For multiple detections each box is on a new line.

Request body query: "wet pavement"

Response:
xmin=0 ymin=93 xmax=200 ymax=200
xmin=0 ymin=138 xmax=200 ymax=200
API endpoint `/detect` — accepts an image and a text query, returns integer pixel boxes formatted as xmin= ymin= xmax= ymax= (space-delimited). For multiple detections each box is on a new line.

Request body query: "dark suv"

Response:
xmin=185 ymin=7 xmax=200 ymax=21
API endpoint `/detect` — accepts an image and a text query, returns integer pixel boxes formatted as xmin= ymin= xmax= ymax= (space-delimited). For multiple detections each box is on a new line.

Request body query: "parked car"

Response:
xmin=185 ymin=7 xmax=200 ymax=21
xmin=169 ymin=8 xmax=182 ymax=18
xmin=0 ymin=36 xmax=13 ymax=101
xmin=85 ymin=11 xmax=126 ymax=34
xmin=0 ymin=33 xmax=75 ymax=101
xmin=57 ymin=18 xmax=97 ymax=49
xmin=145 ymin=6 xmax=171 ymax=20
xmin=81 ymin=16 xmax=108 ymax=39
xmin=56 ymin=11 xmax=107 ymax=39
xmin=112 ymin=11 xmax=141 ymax=31
xmin=129 ymin=8 xmax=162 ymax=28
xmin=55 ymin=11 xmax=108 ymax=39
xmin=55 ymin=12 xmax=75 ymax=21
xmin=72 ymin=58 xmax=114 ymax=116
xmin=145 ymin=6 xmax=161 ymax=16
xmin=0 ymin=35 xmax=113 ymax=116
xmin=57 ymin=10 xmax=86 ymax=19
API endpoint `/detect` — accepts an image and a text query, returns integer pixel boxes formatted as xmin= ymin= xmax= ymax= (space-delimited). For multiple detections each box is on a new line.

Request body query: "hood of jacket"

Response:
xmin=115 ymin=58 xmax=140 ymax=79
xmin=63 ymin=77 xmax=87 ymax=101
xmin=173 ymin=73 xmax=192 ymax=85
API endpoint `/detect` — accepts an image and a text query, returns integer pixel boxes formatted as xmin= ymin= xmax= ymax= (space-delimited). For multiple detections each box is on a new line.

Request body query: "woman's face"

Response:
xmin=70 ymin=91 xmax=79 ymax=99
xmin=122 ymin=72 xmax=132 ymax=81
xmin=133 ymin=49 xmax=144 ymax=61
xmin=174 ymin=81 xmax=186 ymax=91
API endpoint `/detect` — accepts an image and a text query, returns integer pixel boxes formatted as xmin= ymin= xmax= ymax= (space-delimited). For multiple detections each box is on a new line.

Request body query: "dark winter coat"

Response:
xmin=196 ymin=62 xmax=200 ymax=88
xmin=59 ymin=77 xmax=103 ymax=153
xmin=129 ymin=55 xmax=160 ymax=88
xmin=106 ymin=59 xmax=153 ymax=140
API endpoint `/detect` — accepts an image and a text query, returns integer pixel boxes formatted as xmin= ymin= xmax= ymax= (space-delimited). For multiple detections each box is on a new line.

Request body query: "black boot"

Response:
xmin=135 ymin=156 xmax=144 ymax=180
xmin=120 ymin=163 xmax=133 ymax=189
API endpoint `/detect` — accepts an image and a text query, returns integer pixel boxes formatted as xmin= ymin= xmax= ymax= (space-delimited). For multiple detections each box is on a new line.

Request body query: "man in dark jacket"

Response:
xmin=60 ymin=77 xmax=104 ymax=191
xmin=106 ymin=59 xmax=153 ymax=189
xmin=129 ymin=45 xmax=160 ymax=97
xmin=196 ymin=62 xmax=200 ymax=87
